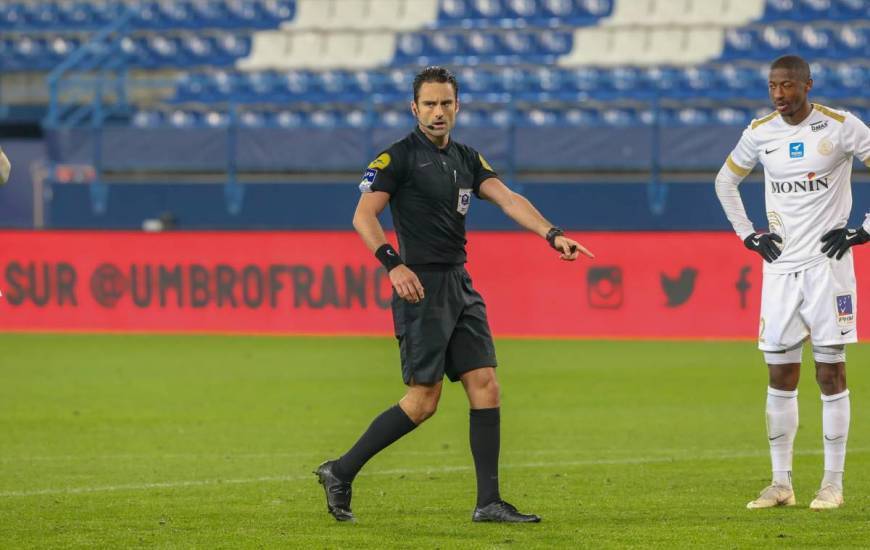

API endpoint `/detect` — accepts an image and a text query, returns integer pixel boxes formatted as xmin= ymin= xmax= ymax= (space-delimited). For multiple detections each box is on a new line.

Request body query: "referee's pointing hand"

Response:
xmin=390 ymin=265 xmax=425 ymax=303
xmin=554 ymin=236 xmax=594 ymax=261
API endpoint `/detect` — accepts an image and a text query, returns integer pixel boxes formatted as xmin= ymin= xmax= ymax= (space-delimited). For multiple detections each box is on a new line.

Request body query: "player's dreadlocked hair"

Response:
xmin=413 ymin=66 xmax=459 ymax=102
xmin=770 ymin=55 xmax=811 ymax=82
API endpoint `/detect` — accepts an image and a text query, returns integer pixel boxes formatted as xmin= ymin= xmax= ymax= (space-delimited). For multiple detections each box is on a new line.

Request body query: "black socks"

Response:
xmin=334 ymin=404 xmax=417 ymax=482
xmin=470 ymin=407 xmax=501 ymax=507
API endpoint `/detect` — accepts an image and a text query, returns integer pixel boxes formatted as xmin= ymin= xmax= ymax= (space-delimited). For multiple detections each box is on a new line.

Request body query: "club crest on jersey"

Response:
xmin=457 ymin=188 xmax=472 ymax=215
xmin=818 ymin=138 xmax=834 ymax=156
xmin=789 ymin=142 xmax=804 ymax=159
xmin=359 ymin=168 xmax=377 ymax=193
xmin=836 ymin=294 xmax=854 ymax=326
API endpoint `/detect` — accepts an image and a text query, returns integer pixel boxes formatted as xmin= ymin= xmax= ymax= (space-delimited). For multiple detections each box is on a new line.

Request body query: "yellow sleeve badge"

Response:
xmin=368 ymin=153 xmax=391 ymax=170
xmin=479 ymin=153 xmax=494 ymax=172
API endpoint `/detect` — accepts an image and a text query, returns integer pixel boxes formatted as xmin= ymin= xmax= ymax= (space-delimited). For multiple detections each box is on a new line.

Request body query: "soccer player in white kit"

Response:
xmin=715 ymin=55 xmax=870 ymax=510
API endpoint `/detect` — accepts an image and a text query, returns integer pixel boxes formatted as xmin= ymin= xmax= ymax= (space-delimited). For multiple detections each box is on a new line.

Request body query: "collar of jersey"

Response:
xmin=413 ymin=126 xmax=454 ymax=154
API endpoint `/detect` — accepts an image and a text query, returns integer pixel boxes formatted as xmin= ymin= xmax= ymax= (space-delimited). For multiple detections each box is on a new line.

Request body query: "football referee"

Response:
xmin=315 ymin=66 xmax=593 ymax=523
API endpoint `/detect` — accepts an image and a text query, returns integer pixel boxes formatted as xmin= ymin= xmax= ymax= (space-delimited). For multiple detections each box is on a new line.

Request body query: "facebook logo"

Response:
xmin=789 ymin=142 xmax=804 ymax=158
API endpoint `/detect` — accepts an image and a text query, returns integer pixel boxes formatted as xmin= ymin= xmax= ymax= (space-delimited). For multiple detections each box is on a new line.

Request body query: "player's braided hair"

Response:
xmin=770 ymin=55 xmax=811 ymax=82
xmin=413 ymin=66 xmax=459 ymax=102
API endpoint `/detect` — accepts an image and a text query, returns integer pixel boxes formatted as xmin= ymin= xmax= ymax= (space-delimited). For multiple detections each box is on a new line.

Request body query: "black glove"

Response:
xmin=744 ymin=232 xmax=783 ymax=263
xmin=820 ymin=227 xmax=870 ymax=259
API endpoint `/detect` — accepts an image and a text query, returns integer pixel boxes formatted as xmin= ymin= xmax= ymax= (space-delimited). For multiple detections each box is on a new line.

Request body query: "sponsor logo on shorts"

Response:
xmin=789 ymin=142 xmax=804 ymax=159
xmin=836 ymin=294 xmax=854 ymax=326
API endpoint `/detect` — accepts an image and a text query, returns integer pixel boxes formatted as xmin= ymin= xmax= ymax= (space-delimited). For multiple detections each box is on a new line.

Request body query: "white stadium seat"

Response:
xmin=236 ymin=31 xmax=289 ymax=71
xmin=720 ymin=0 xmax=765 ymax=26
xmin=558 ymin=27 xmax=612 ymax=66
xmin=284 ymin=0 xmax=334 ymax=30
xmin=286 ymin=31 xmax=325 ymax=69
xmin=643 ymin=28 xmax=687 ymax=65
xmin=600 ymin=0 xmax=656 ymax=26
xmin=684 ymin=27 xmax=724 ymax=62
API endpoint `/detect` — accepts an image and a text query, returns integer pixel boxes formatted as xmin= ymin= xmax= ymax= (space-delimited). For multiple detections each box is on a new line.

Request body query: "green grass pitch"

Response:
xmin=2 ymin=334 xmax=870 ymax=548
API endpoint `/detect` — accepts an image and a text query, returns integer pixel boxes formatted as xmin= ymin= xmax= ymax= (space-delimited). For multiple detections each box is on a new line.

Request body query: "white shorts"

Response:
xmin=758 ymin=256 xmax=858 ymax=352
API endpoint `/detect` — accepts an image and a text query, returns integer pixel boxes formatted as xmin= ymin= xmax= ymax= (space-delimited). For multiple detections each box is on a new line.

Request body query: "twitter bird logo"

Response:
xmin=660 ymin=268 xmax=698 ymax=307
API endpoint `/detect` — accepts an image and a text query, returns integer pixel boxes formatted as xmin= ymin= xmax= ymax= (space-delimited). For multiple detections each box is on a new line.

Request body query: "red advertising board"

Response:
xmin=1 ymin=230 xmax=867 ymax=339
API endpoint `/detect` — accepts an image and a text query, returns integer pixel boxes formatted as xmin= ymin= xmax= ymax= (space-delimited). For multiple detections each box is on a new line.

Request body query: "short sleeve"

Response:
xmin=724 ymin=125 xmax=759 ymax=178
xmin=359 ymin=143 xmax=408 ymax=195
xmin=467 ymin=147 xmax=499 ymax=196
xmin=842 ymin=112 xmax=870 ymax=167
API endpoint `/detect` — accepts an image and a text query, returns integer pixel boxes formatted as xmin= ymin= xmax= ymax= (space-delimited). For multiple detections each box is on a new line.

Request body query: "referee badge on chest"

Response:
xmin=457 ymin=188 xmax=472 ymax=215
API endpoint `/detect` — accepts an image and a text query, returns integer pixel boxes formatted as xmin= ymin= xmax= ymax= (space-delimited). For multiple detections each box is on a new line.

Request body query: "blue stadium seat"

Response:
xmin=499 ymin=30 xmax=536 ymax=60
xmin=536 ymin=30 xmax=572 ymax=55
xmin=565 ymin=66 xmax=602 ymax=94
xmin=273 ymin=109 xmax=304 ymax=128
xmin=562 ymin=107 xmax=599 ymax=126
xmin=204 ymin=110 xmax=230 ymax=127
xmin=832 ymin=0 xmax=868 ymax=20
xmin=673 ymin=107 xmax=711 ymax=126
xmin=378 ymin=109 xmax=414 ymax=128
xmin=519 ymin=108 xmax=559 ymax=127
xmin=238 ymin=109 xmax=268 ymax=127
xmin=471 ymin=0 xmax=507 ymax=21
xmin=601 ymin=67 xmax=641 ymax=100
xmin=798 ymin=0 xmax=833 ymax=20
xmin=349 ymin=70 xmax=384 ymax=94
xmin=504 ymin=0 xmax=538 ymax=20
xmin=600 ymin=108 xmax=636 ymax=127
xmin=762 ymin=0 xmax=801 ymax=22
xmin=131 ymin=109 xmax=166 ymax=128
xmin=717 ymin=63 xmax=766 ymax=100
xmin=796 ymin=25 xmax=835 ymax=58
xmin=440 ymin=0 xmax=472 ymax=23
xmin=679 ymin=66 xmax=717 ymax=98
xmin=722 ymin=28 xmax=758 ymax=60
xmin=759 ymin=26 xmax=796 ymax=59
xmin=831 ymin=63 xmax=867 ymax=97
xmin=237 ymin=71 xmax=277 ymax=102
xmin=279 ymin=70 xmax=314 ymax=99
xmin=457 ymin=108 xmax=488 ymax=126
xmin=467 ymin=31 xmax=501 ymax=56
xmin=833 ymin=25 xmax=867 ymax=58
xmin=307 ymin=110 xmax=340 ymax=129
xmin=395 ymin=33 xmax=426 ymax=62
xmin=640 ymin=67 xmax=681 ymax=97
xmin=486 ymin=108 xmax=513 ymax=127
xmin=713 ymin=107 xmax=753 ymax=126
xmin=344 ymin=109 xmax=369 ymax=128
xmin=168 ymin=109 xmax=201 ymax=127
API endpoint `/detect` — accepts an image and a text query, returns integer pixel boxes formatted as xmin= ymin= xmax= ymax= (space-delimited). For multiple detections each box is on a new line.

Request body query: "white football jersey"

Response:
xmin=725 ymin=104 xmax=870 ymax=274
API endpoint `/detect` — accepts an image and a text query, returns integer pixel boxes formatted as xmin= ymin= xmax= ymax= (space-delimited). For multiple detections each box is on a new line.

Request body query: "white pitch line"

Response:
xmin=1 ymin=447 xmax=864 ymax=498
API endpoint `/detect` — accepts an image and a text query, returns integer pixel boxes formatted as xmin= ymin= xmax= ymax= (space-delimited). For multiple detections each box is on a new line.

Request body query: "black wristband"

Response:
xmin=545 ymin=227 xmax=564 ymax=250
xmin=375 ymin=244 xmax=404 ymax=271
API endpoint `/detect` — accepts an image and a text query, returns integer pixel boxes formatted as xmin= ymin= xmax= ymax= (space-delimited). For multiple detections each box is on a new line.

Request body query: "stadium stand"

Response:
xmin=2 ymin=0 xmax=868 ymax=174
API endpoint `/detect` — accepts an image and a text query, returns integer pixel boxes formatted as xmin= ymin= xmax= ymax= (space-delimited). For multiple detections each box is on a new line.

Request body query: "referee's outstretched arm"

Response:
xmin=353 ymin=190 xmax=425 ymax=303
xmin=478 ymin=177 xmax=594 ymax=261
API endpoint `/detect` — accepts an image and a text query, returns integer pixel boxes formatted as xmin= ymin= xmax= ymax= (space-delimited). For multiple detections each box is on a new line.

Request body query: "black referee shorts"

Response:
xmin=391 ymin=265 xmax=497 ymax=385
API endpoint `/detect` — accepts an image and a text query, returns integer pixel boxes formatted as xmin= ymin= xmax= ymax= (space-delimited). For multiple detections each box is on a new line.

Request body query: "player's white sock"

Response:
xmin=767 ymin=387 xmax=798 ymax=487
xmin=821 ymin=389 xmax=850 ymax=490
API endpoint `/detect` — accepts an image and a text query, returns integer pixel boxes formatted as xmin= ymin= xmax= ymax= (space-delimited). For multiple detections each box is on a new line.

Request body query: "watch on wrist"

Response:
xmin=545 ymin=226 xmax=564 ymax=249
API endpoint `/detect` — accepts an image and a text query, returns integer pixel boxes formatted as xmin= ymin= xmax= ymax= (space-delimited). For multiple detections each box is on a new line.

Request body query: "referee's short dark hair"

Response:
xmin=770 ymin=55 xmax=811 ymax=82
xmin=413 ymin=66 xmax=459 ymax=102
